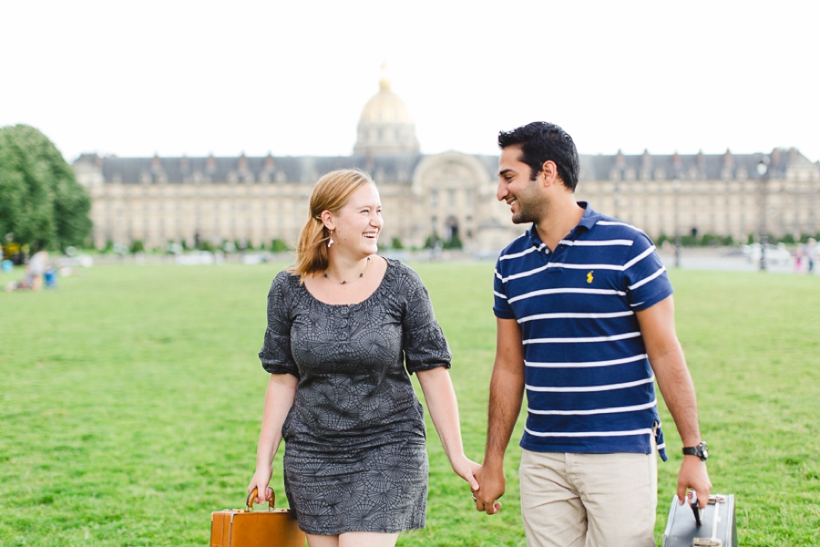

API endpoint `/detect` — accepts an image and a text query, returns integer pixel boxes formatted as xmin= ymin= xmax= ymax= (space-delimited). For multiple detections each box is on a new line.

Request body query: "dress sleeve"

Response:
xmin=399 ymin=266 xmax=452 ymax=375
xmin=258 ymin=271 xmax=300 ymax=377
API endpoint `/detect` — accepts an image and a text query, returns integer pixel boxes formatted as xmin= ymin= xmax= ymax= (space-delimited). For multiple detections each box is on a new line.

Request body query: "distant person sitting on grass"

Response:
xmin=4 ymin=250 xmax=49 ymax=292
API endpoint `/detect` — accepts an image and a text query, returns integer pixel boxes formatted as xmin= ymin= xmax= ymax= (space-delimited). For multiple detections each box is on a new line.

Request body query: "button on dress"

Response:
xmin=259 ymin=258 xmax=451 ymax=535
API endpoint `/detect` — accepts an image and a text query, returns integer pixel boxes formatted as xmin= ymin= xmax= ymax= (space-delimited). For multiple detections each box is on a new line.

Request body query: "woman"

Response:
xmin=248 ymin=169 xmax=478 ymax=547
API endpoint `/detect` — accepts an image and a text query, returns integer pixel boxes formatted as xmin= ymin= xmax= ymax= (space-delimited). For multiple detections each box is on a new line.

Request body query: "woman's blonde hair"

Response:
xmin=289 ymin=169 xmax=374 ymax=282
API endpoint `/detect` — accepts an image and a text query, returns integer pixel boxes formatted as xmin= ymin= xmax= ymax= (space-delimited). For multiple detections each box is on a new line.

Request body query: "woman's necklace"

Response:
xmin=323 ymin=257 xmax=370 ymax=285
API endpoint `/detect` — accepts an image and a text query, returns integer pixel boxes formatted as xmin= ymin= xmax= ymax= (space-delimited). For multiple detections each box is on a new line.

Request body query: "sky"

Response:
xmin=2 ymin=0 xmax=818 ymax=164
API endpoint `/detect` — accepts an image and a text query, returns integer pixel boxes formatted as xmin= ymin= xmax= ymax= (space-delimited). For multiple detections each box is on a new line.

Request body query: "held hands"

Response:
xmin=451 ymin=454 xmax=481 ymax=491
xmin=472 ymin=464 xmax=505 ymax=515
xmin=247 ymin=467 xmax=274 ymax=505
xmin=677 ymin=457 xmax=712 ymax=509
xmin=452 ymin=455 xmax=505 ymax=514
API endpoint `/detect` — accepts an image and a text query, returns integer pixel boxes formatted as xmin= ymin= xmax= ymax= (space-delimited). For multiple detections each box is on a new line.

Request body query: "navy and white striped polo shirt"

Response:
xmin=493 ymin=203 xmax=670 ymax=460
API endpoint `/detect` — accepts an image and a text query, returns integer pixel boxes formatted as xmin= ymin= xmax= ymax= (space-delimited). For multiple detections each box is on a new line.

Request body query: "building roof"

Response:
xmin=578 ymin=148 xmax=805 ymax=182
xmin=74 ymin=148 xmax=815 ymax=186
xmin=78 ymin=152 xmax=425 ymax=185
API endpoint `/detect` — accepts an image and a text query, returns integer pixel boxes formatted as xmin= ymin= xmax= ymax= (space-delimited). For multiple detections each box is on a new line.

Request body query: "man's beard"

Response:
xmin=511 ymin=200 xmax=537 ymax=225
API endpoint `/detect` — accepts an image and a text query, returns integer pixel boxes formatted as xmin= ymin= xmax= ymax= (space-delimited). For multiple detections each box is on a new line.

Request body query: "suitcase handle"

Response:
xmin=694 ymin=495 xmax=724 ymax=547
xmin=246 ymin=487 xmax=275 ymax=510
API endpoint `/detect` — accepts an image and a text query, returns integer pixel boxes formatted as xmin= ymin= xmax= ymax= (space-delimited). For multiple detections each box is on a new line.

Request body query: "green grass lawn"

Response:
xmin=1 ymin=262 xmax=818 ymax=546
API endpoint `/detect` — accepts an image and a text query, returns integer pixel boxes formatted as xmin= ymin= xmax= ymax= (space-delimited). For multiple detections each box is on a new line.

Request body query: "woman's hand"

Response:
xmin=416 ymin=368 xmax=480 ymax=491
xmin=250 ymin=374 xmax=298 ymax=506
xmin=247 ymin=467 xmax=274 ymax=505
xmin=450 ymin=454 xmax=481 ymax=490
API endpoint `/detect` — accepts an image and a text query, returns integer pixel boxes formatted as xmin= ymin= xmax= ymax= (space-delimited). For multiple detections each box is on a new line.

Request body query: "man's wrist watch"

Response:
xmin=682 ymin=441 xmax=708 ymax=461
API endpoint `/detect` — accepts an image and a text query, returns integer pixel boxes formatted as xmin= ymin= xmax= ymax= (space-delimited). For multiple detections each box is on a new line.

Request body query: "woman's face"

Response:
xmin=327 ymin=183 xmax=383 ymax=257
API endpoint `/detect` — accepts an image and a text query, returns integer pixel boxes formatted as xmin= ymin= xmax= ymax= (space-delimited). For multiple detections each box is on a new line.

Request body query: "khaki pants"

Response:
xmin=519 ymin=448 xmax=657 ymax=547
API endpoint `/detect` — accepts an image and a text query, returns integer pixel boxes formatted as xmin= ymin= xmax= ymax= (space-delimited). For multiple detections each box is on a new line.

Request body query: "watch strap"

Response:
xmin=682 ymin=441 xmax=708 ymax=460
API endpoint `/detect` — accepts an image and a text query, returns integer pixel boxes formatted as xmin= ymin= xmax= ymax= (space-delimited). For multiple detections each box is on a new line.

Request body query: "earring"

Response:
xmin=328 ymin=231 xmax=334 ymax=248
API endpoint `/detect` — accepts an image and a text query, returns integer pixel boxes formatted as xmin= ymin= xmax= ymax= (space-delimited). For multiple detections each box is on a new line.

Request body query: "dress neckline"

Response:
xmin=300 ymin=256 xmax=393 ymax=308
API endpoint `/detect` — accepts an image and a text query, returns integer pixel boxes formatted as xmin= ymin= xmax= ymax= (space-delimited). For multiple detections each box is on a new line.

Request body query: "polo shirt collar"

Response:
xmin=576 ymin=201 xmax=602 ymax=230
xmin=524 ymin=201 xmax=603 ymax=248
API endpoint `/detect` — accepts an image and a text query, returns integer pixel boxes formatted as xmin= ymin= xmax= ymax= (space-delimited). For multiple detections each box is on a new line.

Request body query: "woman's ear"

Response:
xmin=321 ymin=210 xmax=335 ymax=231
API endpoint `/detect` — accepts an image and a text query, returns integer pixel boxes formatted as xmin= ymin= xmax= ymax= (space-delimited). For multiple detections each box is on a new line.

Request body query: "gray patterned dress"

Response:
xmin=258 ymin=258 xmax=451 ymax=535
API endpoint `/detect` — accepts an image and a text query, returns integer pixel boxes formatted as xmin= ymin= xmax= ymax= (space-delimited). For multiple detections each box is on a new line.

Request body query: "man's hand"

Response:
xmin=677 ymin=457 xmax=712 ymax=509
xmin=475 ymin=318 xmax=525 ymax=515
xmin=637 ymin=298 xmax=712 ymax=510
xmin=473 ymin=464 xmax=505 ymax=514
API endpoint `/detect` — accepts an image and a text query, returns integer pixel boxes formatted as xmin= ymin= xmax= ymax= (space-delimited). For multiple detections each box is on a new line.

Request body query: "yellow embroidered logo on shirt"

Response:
xmin=587 ymin=271 xmax=594 ymax=284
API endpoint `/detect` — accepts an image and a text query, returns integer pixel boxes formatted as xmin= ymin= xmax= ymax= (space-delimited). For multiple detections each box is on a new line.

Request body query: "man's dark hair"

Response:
xmin=498 ymin=122 xmax=580 ymax=191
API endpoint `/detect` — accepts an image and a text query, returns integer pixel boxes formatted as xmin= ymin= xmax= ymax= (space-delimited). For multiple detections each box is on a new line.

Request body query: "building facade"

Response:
xmin=74 ymin=77 xmax=820 ymax=252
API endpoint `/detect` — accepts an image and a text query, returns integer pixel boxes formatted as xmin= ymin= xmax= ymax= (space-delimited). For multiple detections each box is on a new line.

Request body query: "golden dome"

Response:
xmin=354 ymin=69 xmax=419 ymax=155
xmin=357 ymin=78 xmax=414 ymax=126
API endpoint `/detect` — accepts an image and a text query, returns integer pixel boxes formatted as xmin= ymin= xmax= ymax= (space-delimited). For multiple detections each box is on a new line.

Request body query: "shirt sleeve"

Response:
xmin=623 ymin=232 xmax=674 ymax=311
xmin=400 ymin=266 xmax=452 ymax=375
xmin=258 ymin=271 xmax=300 ymax=377
xmin=493 ymin=259 xmax=515 ymax=319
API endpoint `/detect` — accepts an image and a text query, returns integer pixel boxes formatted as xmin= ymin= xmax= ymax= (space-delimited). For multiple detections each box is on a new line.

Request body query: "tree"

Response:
xmin=0 ymin=124 xmax=92 ymax=252
xmin=270 ymin=239 xmax=287 ymax=253
xmin=443 ymin=234 xmax=463 ymax=249
xmin=130 ymin=240 xmax=145 ymax=254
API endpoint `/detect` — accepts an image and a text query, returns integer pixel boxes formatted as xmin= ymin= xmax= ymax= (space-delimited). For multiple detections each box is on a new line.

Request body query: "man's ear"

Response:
xmin=540 ymin=160 xmax=559 ymax=187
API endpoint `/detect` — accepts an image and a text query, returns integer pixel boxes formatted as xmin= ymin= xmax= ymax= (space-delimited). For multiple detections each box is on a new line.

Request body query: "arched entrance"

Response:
xmin=445 ymin=216 xmax=461 ymax=247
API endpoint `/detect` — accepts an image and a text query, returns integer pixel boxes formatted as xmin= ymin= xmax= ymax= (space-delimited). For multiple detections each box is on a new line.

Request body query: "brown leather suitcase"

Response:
xmin=210 ymin=488 xmax=305 ymax=547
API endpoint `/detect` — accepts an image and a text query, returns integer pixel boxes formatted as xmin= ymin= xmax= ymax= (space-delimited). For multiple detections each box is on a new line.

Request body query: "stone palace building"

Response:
xmin=74 ymin=76 xmax=820 ymax=252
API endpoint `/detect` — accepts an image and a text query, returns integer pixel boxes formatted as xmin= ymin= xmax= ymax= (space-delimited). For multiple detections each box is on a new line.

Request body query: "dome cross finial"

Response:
xmin=379 ymin=62 xmax=391 ymax=91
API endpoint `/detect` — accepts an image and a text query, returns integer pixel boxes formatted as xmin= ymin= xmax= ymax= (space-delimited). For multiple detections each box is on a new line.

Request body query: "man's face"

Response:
xmin=497 ymin=146 xmax=542 ymax=224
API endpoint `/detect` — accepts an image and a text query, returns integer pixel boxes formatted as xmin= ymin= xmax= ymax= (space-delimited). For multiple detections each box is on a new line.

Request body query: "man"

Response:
xmin=473 ymin=122 xmax=711 ymax=546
